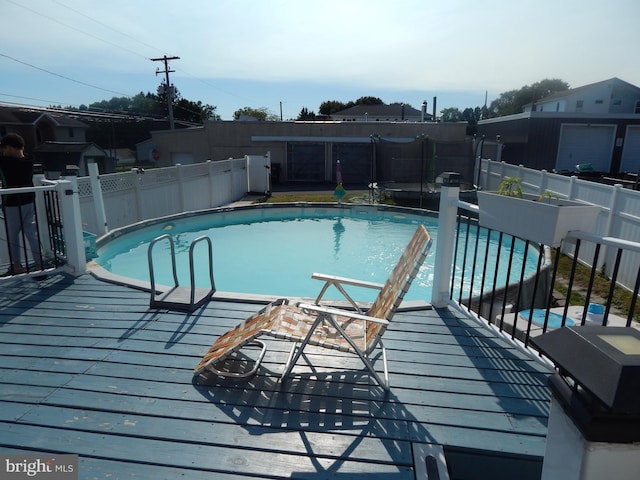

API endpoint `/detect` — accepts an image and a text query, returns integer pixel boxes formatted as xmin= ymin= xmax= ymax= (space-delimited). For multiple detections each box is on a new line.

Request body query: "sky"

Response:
xmin=1 ymin=0 xmax=639 ymax=121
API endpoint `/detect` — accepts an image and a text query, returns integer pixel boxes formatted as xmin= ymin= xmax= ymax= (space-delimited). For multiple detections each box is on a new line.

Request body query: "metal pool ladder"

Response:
xmin=148 ymin=234 xmax=216 ymax=312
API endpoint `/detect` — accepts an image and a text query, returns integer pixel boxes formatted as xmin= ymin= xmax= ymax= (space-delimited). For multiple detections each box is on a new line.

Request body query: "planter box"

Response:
xmin=477 ymin=191 xmax=601 ymax=247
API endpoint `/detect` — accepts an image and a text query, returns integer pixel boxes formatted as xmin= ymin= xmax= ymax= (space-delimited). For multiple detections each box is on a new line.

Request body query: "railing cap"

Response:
xmin=441 ymin=172 xmax=461 ymax=187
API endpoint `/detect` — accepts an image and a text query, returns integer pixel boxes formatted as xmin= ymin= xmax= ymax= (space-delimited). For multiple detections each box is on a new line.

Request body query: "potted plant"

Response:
xmin=476 ymin=177 xmax=601 ymax=247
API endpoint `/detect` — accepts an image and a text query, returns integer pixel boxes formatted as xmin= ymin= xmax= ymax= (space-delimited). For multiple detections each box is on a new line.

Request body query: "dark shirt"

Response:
xmin=0 ymin=153 xmax=35 ymax=206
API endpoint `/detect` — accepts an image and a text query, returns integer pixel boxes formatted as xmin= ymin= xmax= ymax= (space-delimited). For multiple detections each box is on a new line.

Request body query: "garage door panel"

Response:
xmin=620 ymin=126 xmax=640 ymax=173
xmin=556 ymin=125 xmax=615 ymax=172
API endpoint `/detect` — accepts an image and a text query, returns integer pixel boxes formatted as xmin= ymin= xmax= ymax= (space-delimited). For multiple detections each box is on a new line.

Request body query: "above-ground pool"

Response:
xmin=94 ymin=204 xmax=539 ymax=302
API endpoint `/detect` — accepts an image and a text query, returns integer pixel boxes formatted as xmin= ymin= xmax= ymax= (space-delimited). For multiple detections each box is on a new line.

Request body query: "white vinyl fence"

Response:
xmin=479 ymin=159 xmax=640 ymax=291
xmin=78 ymin=155 xmax=270 ymax=234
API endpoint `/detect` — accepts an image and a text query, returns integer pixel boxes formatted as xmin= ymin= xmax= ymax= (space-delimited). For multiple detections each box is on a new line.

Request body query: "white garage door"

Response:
xmin=556 ymin=124 xmax=616 ymax=172
xmin=620 ymin=125 xmax=640 ymax=174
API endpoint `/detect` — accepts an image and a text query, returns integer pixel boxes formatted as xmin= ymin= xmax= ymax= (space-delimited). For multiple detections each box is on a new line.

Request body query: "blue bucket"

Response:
xmin=519 ymin=309 xmax=574 ymax=328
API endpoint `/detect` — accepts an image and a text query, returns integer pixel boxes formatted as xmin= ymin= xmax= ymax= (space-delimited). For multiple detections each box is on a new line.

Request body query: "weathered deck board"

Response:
xmin=0 ymin=273 xmax=552 ymax=479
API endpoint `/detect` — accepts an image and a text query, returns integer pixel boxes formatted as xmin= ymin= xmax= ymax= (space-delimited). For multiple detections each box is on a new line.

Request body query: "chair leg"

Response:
xmin=197 ymin=340 xmax=267 ymax=378
xmin=358 ymin=346 xmax=390 ymax=390
xmin=280 ymin=314 xmax=326 ymax=381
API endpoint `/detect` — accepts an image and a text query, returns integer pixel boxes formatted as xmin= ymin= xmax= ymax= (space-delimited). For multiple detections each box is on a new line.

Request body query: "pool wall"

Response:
xmin=90 ymin=202 xmax=439 ymax=301
xmin=90 ymin=201 xmax=546 ymax=310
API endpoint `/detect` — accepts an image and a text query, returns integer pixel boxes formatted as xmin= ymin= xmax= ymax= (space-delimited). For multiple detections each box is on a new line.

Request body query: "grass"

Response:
xmin=553 ymin=252 xmax=639 ymax=322
xmin=259 ymin=191 xmax=369 ymax=204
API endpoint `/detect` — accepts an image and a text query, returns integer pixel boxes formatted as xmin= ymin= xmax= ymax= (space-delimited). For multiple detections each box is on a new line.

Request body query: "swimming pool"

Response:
xmin=94 ymin=204 xmax=539 ymax=302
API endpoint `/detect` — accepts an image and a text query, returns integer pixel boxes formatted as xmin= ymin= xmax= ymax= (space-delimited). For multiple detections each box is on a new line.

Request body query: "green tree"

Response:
xmin=354 ymin=96 xmax=383 ymax=105
xmin=86 ymin=85 xmax=217 ymax=123
xmin=489 ymin=78 xmax=569 ymax=116
xmin=319 ymin=100 xmax=348 ymax=115
xmin=233 ymin=106 xmax=279 ymax=121
xmin=440 ymin=107 xmax=463 ymax=122
xmin=297 ymin=107 xmax=316 ymax=120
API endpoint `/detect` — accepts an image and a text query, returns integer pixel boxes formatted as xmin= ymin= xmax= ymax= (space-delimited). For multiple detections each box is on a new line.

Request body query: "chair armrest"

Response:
xmin=297 ymin=302 xmax=389 ymax=326
xmin=311 ymin=273 xmax=384 ymax=311
xmin=311 ymin=273 xmax=384 ymax=290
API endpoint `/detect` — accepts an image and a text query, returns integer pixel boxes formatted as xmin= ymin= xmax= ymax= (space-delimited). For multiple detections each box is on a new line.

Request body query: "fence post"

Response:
xmin=539 ymin=170 xmax=549 ymax=195
xmin=133 ymin=169 xmax=144 ymax=222
xmin=599 ymin=183 xmax=623 ymax=275
xmin=88 ymin=163 xmax=108 ymax=235
xmin=56 ymin=177 xmax=86 ymax=275
xmin=431 ymin=172 xmax=460 ymax=308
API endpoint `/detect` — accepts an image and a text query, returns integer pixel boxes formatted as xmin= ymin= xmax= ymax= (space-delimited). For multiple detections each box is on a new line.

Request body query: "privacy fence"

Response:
xmin=479 ymin=159 xmax=640 ymax=292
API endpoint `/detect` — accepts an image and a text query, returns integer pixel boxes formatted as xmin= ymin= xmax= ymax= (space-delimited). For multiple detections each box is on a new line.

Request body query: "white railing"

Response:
xmin=432 ymin=174 xmax=639 ymax=360
xmin=77 ymin=155 xmax=269 ymax=234
xmin=0 ymin=176 xmax=86 ymax=277
xmin=479 ymin=159 xmax=640 ymax=292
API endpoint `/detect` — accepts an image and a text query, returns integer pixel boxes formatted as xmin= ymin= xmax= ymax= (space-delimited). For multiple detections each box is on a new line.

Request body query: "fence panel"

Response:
xmin=77 ymin=158 xmax=250 ymax=233
xmin=480 ymin=159 xmax=640 ymax=291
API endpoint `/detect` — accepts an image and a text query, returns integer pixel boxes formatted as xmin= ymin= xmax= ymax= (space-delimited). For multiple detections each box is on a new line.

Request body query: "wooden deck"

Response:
xmin=0 ymin=273 xmax=552 ymax=479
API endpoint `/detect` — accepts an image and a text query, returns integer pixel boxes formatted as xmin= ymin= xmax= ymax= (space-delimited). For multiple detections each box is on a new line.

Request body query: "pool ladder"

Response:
xmin=148 ymin=234 xmax=216 ymax=312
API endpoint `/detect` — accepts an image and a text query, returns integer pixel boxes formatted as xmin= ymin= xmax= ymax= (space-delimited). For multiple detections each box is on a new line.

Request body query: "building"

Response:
xmin=0 ymin=106 xmax=89 ymax=152
xmin=332 ymin=103 xmax=432 ymax=122
xmin=33 ymin=141 xmax=113 ymax=178
xmin=141 ymin=120 xmax=471 ymax=186
xmin=477 ymin=78 xmax=640 ymax=174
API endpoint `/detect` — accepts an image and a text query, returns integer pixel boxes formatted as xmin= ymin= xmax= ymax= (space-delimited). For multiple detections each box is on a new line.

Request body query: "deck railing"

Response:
xmin=479 ymin=159 xmax=640 ymax=292
xmin=432 ymin=173 xmax=640 ymax=356
xmin=0 ymin=174 xmax=86 ymax=278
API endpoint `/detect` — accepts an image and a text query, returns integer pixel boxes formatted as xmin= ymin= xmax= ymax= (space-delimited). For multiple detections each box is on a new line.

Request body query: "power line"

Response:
xmin=2 ymin=2 xmax=225 ymax=119
xmin=52 ymin=0 xmax=164 ymax=56
xmin=5 ymin=0 xmax=149 ymax=60
xmin=0 ymin=53 xmax=133 ymax=98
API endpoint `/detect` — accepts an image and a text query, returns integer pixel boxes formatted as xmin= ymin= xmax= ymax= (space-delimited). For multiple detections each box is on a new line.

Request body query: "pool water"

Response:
xmin=96 ymin=206 xmax=538 ymax=302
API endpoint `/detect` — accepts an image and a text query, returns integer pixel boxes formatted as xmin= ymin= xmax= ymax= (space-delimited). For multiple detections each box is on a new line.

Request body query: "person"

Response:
xmin=0 ymin=133 xmax=43 ymax=276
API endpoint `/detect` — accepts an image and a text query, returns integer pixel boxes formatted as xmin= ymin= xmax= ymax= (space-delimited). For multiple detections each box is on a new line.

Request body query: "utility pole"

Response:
xmin=151 ymin=55 xmax=180 ymax=129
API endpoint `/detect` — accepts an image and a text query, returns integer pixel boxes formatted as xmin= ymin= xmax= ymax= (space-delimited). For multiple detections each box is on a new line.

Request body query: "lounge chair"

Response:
xmin=194 ymin=225 xmax=432 ymax=389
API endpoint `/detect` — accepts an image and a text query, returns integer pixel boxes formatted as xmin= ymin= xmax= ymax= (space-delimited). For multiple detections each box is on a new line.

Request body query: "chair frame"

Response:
xmin=195 ymin=225 xmax=432 ymax=390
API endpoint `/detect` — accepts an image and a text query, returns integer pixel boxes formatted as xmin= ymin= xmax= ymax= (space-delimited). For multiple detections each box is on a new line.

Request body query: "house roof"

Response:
xmin=333 ymin=103 xmax=426 ymax=118
xmin=0 ymin=106 xmax=88 ymax=128
xmin=34 ymin=141 xmax=102 ymax=153
xmin=534 ymin=77 xmax=640 ymax=104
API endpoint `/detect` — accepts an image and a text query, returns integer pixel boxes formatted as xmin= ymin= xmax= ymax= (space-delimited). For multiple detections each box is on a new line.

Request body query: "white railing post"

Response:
xmin=56 ymin=177 xmax=86 ymax=275
xmin=133 ymin=169 xmax=144 ymax=222
xmin=431 ymin=172 xmax=461 ymax=308
xmin=176 ymin=164 xmax=186 ymax=213
xmin=207 ymin=160 xmax=215 ymax=207
xmin=88 ymin=163 xmax=108 ymax=235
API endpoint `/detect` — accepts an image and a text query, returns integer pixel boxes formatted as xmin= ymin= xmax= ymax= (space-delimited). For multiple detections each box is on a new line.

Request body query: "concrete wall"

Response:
xmin=146 ymin=120 xmax=470 ymax=184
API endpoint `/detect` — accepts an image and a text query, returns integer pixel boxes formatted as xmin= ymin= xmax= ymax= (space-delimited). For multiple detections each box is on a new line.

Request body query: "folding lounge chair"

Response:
xmin=194 ymin=225 xmax=432 ymax=389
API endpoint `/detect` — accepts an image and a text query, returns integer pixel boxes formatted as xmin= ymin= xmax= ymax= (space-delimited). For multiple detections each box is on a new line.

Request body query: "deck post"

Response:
xmin=56 ymin=175 xmax=87 ymax=275
xmin=431 ymin=172 xmax=460 ymax=308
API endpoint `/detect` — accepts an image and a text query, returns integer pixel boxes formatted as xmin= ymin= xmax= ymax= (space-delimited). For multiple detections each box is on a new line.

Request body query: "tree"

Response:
xmin=319 ymin=100 xmax=348 ymax=116
xmin=440 ymin=107 xmax=463 ymax=122
xmin=297 ymin=107 xmax=316 ymax=120
xmin=85 ymin=85 xmax=217 ymax=123
xmin=489 ymin=78 xmax=569 ymax=116
xmin=233 ymin=107 xmax=279 ymax=121
xmin=354 ymin=96 xmax=383 ymax=105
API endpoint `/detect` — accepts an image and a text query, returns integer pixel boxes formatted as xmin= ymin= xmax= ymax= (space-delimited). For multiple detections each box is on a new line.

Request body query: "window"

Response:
xmin=595 ymin=100 xmax=603 ymax=104
xmin=576 ymin=100 xmax=583 ymax=112
xmin=635 ymin=100 xmax=640 ymax=114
